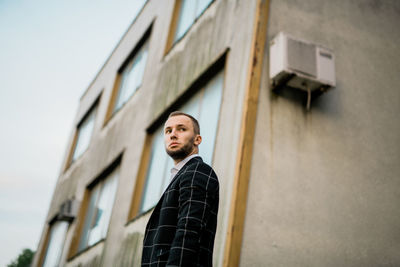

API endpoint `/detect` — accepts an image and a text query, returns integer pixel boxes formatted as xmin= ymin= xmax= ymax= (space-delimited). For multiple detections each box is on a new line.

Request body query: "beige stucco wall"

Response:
xmin=241 ymin=0 xmax=400 ymax=266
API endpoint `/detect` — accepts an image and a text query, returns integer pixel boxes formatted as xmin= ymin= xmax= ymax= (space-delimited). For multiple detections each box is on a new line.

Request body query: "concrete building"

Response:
xmin=33 ymin=0 xmax=400 ymax=266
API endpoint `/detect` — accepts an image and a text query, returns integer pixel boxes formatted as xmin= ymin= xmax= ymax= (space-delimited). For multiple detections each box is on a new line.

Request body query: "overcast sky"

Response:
xmin=0 ymin=0 xmax=146 ymax=265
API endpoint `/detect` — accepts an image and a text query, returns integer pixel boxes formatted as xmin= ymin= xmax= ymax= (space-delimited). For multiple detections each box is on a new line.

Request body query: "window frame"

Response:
xmin=164 ymin=0 xmax=215 ymax=54
xmin=40 ymin=220 xmax=69 ymax=267
xmin=67 ymin=155 xmax=122 ymax=259
xmin=127 ymin=54 xmax=226 ymax=222
xmin=104 ymin=26 xmax=152 ymax=124
xmin=65 ymin=97 xmax=100 ymax=171
xmin=77 ymin=171 xmax=118 ymax=251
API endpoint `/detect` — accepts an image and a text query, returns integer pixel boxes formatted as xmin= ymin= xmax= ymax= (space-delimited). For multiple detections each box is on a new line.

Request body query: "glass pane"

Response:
xmin=79 ymin=185 xmax=100 ymax=251
xmin=174 ymin=0 xmax=196 ymax=41
xmin=197 ymin=70 xmax=223 ymax=164
xmin=114 ymin=40 xmax=149 ymax=112
xmin=99 ymin=172 xmax=118 ymax=238
xmin=42 ymin=221 xmax=69 ymax=267
xmin=195 ymin=0 xmax=213 ymax=17
xmin=160 ymin=157 xmax=174 ymax=193
xmin=134 ymin=41 xmax=149 ymax=89
xmin=140 ymin=128 xmax=172 ymax=212
xmin=181 ymin=88 xmax=202 ymax=117
xmin=140 ymin=69 xmax=224 ymax=214
xmin=115 ymin=65 xmax=133 ymax=111
xmin=87 ymin=170 xmax=119 ymax=246
xmin=72 ymin=107 xmax=96 ymax=161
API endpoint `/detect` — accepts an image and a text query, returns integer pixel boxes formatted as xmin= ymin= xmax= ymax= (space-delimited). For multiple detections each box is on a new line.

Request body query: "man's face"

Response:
xmin=164 ymin=115 xmax=201 ymax=161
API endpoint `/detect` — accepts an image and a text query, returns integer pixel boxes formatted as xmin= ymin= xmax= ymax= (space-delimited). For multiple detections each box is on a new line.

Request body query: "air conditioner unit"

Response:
xmin=58 ymin=199 xmax=79 ymax=222
xmin=270 ymin=32 xmax=336 ymax=92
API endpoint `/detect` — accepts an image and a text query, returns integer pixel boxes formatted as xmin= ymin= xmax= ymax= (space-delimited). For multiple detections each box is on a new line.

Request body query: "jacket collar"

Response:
xmin=169 ymin=156 xmax=202 ymax=185
xmin=150 ymin=156 xmax=203 ymax=214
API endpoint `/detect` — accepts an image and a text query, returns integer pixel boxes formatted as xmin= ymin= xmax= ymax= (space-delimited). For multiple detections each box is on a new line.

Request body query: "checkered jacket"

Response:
xmin=141 ymin=156 xmax=219 ymax=267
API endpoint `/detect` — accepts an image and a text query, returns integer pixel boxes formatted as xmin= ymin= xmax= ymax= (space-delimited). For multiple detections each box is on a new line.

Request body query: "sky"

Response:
xmin=0 ymin=0 xmax=146 ymax=265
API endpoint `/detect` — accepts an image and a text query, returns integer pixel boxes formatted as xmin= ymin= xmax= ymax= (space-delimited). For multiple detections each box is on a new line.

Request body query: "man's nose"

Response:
xmin=170 ymin=129 xmax=177 ymax=139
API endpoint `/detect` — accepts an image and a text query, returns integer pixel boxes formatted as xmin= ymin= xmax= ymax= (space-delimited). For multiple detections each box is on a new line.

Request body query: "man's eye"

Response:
xmin=179 ymin=128 xmax=186 ymax=131
xmin=165 ymin=129 xmax=171 ymax=134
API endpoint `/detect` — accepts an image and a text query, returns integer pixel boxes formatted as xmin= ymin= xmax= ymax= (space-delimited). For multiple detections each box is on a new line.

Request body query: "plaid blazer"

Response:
xmin=141 ymin=156 xmax=219 ymax=267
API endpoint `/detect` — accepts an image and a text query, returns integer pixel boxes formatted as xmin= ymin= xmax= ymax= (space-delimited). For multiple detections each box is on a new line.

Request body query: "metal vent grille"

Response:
xmin=287 ymin=38 xmax=317 ymax=77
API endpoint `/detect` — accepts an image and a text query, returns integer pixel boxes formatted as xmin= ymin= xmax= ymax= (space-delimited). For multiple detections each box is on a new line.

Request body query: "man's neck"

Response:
xmin=170 ymin=153 xmax=200 ymax=181
xmin=173 ymin=150 xmax=198 ymax=165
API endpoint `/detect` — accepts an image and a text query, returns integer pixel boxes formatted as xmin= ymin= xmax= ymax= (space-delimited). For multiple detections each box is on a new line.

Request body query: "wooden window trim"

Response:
xmin=164 ymin=0 xmax=183 ymax=55
xmin=64 ymin=130 xmax=79 ymax=172
xmin=104 ymin=73 xmax=123 ymax=125
xmin=127 ymin=135 xmax=153 ymax=221
xmin=36 ymin=225 xmax=51 ymax=267
xmin=222 ymin=0 xmax=270 ymax=266
xmin=67 ymin=188 xmax=90 ymax=260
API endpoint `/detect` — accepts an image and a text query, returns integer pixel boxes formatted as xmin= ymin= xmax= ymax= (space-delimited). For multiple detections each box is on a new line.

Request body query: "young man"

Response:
xmin=141 ymin=111 xmax=219 ymax=267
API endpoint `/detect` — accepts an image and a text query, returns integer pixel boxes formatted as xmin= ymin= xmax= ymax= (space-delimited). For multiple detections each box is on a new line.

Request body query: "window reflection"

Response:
xmin=140 ymin=69 xmax=224 ymax=213
xmin=72 ymin=106 xmax=97 ymax=162
xmin=114 ymin=40 xmax=149 ymax=113
xmin=42 ymin=221 xmax=68 ymax=267
xmin=174 ymin=0 xmax=213 ymax=42
xmin=79 ymin=169 xmax=119 ymax=251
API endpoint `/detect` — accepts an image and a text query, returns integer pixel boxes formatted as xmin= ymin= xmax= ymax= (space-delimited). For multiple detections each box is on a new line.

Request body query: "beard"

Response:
xmin=166 ymin=137 xmax=195 ymax=161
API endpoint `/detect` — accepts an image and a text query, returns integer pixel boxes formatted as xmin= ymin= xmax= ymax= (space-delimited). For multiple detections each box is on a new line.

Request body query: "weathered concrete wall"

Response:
xmin=241 ymin=0 xmax=400 ymax=266
xmin=34 ymin=0 xmax=260 ymax=266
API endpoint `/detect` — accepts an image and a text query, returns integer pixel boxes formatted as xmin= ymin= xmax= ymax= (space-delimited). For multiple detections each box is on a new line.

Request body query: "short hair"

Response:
xmin=167 ymin=111 xmax=200 ymax=135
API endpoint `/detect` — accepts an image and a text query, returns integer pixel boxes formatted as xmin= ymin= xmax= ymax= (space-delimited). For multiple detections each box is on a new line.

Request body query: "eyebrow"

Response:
xmin=164 ymin=124 xmax=187 ymax=129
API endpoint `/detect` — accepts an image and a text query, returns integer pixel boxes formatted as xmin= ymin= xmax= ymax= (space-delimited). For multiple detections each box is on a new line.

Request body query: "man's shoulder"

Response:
xmin=182 ymin=157 xmax=218 ymax=180
xmin=179 ymin=159 xmax=219 ymax=195
xmin=184 ymin=157 xmax=212 ymax=170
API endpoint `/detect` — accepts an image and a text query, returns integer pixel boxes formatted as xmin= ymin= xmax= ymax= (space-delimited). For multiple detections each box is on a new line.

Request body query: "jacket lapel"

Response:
xmin=167 ymin=156 xmax=202 ymax=188
xmin=152 ymin=156 xmax=203 ymax=209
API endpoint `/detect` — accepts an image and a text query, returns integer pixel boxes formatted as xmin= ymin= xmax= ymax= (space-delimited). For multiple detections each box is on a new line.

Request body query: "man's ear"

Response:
xmin=194 ymin=135 xmax=202 ymax=146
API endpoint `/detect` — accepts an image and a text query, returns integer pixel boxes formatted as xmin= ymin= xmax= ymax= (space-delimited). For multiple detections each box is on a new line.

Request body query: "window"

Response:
xmin=78 ymin=168 xmax=119 ymax=251
xmin=139 ymin=69 xmax=224 ymax=213
xmin=113 ymin=39 xmax=149 ymax=114
xmin=42 ymin=221 xmax=69 ymax=267
xmin=70 ymin=104 xmax=97 ymax=163
xmin=174 ymin=0 xmax=214 ymax=42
